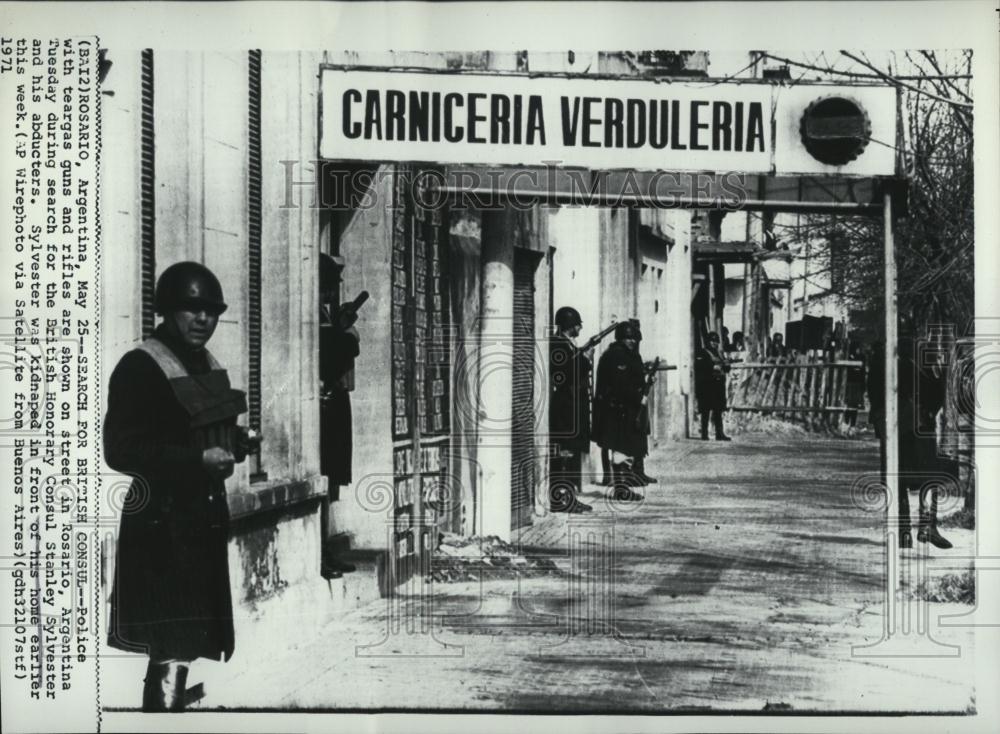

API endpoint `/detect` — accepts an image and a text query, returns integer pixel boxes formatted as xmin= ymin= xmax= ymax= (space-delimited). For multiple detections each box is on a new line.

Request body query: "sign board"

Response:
xmin=320 ymin=68 xmax=898 ymax=177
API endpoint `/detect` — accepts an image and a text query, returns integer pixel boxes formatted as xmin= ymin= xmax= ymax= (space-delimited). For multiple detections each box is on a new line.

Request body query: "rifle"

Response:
xmin=339 ymin=290 xmax=370 ymax=317
xmin=635 ymin=357 xmax=661 ymax=431
xmin=645 ymin=360 xmax=678 ymax=373
xmin=577 ymin=320 xmax=619 ymax=352
xmin=330 ymin=290 xmax=370 ymax=329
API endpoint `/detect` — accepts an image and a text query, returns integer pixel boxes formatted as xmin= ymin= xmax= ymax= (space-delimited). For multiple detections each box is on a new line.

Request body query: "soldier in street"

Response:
xmin=549 ymin=306 xmax=594 ymax=513
xmin=592 ymin=321 xmax=647 ymax=502
xmin=319 ymin=253 xmax=361 ymax=576
xmin=695 ymin=331 xmax=732 ymax=441
xmin=867 ymin=338 xmax=953 ymax=549
xmin=104 ymin=262 xmax=258 ymax=712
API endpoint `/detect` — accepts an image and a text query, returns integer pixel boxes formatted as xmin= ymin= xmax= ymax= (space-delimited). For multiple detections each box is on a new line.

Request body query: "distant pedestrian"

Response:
xmin=730 ymin=331 xmax=746 ymax=356
xmin=768 ymin=332 xmax=788 ymax=361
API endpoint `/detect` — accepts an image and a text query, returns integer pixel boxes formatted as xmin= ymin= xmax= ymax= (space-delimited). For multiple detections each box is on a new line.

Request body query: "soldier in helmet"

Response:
xmin=695 ymin=331 xmax=732 ymax=441
xmin=592 ymin=320 xmax=647 ymax=502
xmin=104 ymin=261 xmax=258 ymax=711
xmin=549 ymin=306 xmax=594 ymax=513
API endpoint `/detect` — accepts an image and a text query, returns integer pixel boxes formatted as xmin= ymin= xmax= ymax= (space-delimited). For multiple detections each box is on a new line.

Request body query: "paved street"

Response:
xmin=103 ymin=431 xmax=976 ymax=714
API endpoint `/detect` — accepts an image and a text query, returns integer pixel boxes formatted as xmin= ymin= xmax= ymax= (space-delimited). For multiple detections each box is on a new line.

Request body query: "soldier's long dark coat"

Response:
xmin=592 ymin=341 xmax=647 ymax=458
xmin=549 ymin=334 xmax=592 ymax=453
xmin=319 ymin=309 xmax=360 ymax=487
xmin=104 ymin=325 xmax=235 ymax=662
xmin=869 ymin=340 xmax=957 ymax=479
xmin=695 ymin=345 xmax=729 ymax=412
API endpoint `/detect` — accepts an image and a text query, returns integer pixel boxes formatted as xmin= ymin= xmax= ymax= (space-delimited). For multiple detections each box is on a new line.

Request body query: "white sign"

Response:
xmin=320 ymin=68 xmax=898 ymax=176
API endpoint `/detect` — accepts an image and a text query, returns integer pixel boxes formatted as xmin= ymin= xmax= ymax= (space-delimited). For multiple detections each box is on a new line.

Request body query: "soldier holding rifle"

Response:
xmin=549 ymin=307 xmax=616 ymax=513
xmin=695 ymin=331 xmax=733 ymax=441
xmin=104 ymin=262 xmax=260 ymax=712
xmin=592 ymin=320 xmax=649 ymax=502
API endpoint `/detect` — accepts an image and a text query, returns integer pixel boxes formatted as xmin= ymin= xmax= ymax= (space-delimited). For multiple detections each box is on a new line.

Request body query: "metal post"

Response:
xmin=883 ymin=190 xmax=901 ymax=622
xmin=853 ymin=192 xmax=959 ymax=659
xmin=478 ymin=210 xmax=515 ymax=540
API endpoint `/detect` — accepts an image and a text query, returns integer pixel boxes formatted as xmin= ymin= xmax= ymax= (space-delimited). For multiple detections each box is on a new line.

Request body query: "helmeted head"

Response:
xmin=706 ymin=331 xmax=721 ymax=347
xmin=554 ymin=306 xmax=583 ymax=336
xmin=155 ymin=261 xmax=228 ymax=316
xmin=154 ymin=262 xmax=226 ymax=350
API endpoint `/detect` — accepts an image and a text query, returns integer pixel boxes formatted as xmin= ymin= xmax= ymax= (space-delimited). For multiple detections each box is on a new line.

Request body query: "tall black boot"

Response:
xmin=713 ymin=411 xmax=731 ymax=441
xmin=166 ymin=662 xmax=189 ymax=712
xmin=549 ymin=457 xmax=575 ymax=513
xmin=633 ymin=457 xmax=657 ymax=484
xmin=917 ymin=485 xmax=952 ymax=549
xmin=898 ymin=483 xmax=913 ymax=548
xmin=142 ymin=660 xmax=167 ymax=712
xmin=611 ymin=462 xmax=642 ymax=502
xmin=700 ymin=412 xmax=710 ymax=440
xmin=142 ymin=660 xmax=189 ymax=712
xmin=599 ymin=449 xmax=612 ymax=485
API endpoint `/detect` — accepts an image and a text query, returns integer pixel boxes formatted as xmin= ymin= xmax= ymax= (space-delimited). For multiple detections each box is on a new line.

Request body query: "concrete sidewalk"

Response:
xmin=102 ymin=432 xmax=977 ymax=714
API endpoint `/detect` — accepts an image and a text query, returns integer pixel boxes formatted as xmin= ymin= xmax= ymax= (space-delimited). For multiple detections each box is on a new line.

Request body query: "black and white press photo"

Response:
xmin=1 ymin=2 xmax=998 ymax=733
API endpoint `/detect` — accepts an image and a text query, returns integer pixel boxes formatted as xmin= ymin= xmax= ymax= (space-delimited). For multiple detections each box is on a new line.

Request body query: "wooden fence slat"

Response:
xmin=750 ymin=360 xmax=771 ymax=408
xmin=802 ymin=357 xmax=811 ymax=430
xmin=812 ymin=357 xmax=823 ymax=430
xmin=818 ymin=363 xmax=829 ymax=429
xmin=834 ymin=365 xmax=847 ymax=430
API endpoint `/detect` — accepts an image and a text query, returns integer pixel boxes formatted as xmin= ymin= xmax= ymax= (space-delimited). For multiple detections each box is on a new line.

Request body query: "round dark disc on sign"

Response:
xmin=800 ymin=96 xmax=872 ymax=166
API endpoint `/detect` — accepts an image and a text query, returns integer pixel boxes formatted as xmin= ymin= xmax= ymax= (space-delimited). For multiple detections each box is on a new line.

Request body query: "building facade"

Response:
xmin=98 ymin=49 xmax=703 ymax=642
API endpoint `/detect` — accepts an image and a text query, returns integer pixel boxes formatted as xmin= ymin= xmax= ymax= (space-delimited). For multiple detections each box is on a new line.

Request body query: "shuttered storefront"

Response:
xmin=511 ymin=248 xmax=539 ymax=530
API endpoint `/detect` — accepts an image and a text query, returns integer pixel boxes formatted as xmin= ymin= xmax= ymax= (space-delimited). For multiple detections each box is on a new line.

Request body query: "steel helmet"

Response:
xmin=154 ymin=261 xmax=228 ymax=315
xmin=554 ymin=306 xmax=582 ymax=330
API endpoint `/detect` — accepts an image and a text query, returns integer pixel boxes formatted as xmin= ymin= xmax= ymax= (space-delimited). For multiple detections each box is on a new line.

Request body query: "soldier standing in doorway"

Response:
xmin=549 ymin=306 xmax=595 ymax=513
xmin=592 ymin=320 xmax=647 ymax=502
xmin=319 ymin=253 xmax=361 ymax=577
xmin=104 ymin=262 xmax=259 ymax=712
